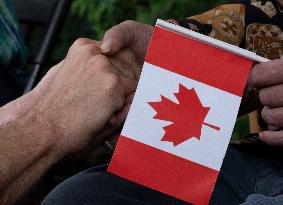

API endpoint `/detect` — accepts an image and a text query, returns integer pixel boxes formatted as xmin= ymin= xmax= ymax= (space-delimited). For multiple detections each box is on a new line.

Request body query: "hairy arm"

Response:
xmin=0 ymin=63 xmax=63 ymax=204
xmin=0 ymin=39 xmax=139 ymax=204
xmin=0 ymin=130 xmax=58 ymax=205
xmin=0 ymin=110 xmax=58 ymax=192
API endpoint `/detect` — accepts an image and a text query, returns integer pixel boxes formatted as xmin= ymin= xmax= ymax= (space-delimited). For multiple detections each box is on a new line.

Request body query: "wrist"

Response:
xmin=0 ymin=91 xmax=38 ymax=125
xmin=0 ymin=100 xmax=21 ymax=125
xmin=0 ymin=107 xmax=62 ymax=188
xmin=34 ymin=103 xmax=73 ymax=160
xmin=21 ymin=108 xmax=62 ymax=161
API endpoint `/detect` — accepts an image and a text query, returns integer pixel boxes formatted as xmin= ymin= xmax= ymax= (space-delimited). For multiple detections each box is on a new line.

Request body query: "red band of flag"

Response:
xmin=108 ymin=136 xmax=219 ymax=205
xmin=145 ymin=27 xmax=252 ymax=97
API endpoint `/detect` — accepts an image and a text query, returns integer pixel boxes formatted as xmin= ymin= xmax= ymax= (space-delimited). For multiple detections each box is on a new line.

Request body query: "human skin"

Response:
xmin=0 ymin=38 xmax=140 ymax=204
xmin=101 ymin=20 xmax=154 ymax=66
xmin=249 ymin=58 xmax=283 ymax=146
xmin=100 ymin=20 xmax=154 ymax=142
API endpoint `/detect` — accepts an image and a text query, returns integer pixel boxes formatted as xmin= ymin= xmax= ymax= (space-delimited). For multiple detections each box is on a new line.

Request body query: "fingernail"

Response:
xmin=100 ymin=39 xmax=112 ymax=53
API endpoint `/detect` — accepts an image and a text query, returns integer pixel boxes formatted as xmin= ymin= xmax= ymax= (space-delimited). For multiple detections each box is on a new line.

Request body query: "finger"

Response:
xmin=83 ymin=146 xmax=105 ymax=159
xmin=101 ymin=21 xmax=153 ymax=65
xmin=108 ymin=92 xmax=135 ymax=126
xmin=87 ymin=118 xmax=119 ymax=152
xmin=121 ymin=78 xmax=138 ymax=97
xmin=111 ymin=48 xmax=141 ymax=80
xmin=248 ymin=59 xmax=283 ymax=88
xmin=76 ymin=125 xmax=123 ymax=160
xmin=101 ymin=20 xmax=136 ymax=54
xmin=261 ymin=106 xmax=283 ymax=127
xmin=259 ymin=84 xmax=283 ymax=107
xmin=126 ymin=92 xmax=135 ymax=103
xmin=109 ymin=115 xmax=118 ymax=126
xmin=115 ymin=103 xmax=131 ymax=125
xmin=109 ymin=107 xmax=128 ymax=128
xmin=115 ymin=92 xmax=135 ymax=123
xmin=259 ymin=131 xmax=283 ymax=146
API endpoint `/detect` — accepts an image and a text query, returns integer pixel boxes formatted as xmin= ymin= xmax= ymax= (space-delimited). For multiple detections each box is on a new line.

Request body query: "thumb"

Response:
xmin=100 ymin=20 xmax=137 ymax=55
xmin=101 ymin=20 xmax=153 ymax=65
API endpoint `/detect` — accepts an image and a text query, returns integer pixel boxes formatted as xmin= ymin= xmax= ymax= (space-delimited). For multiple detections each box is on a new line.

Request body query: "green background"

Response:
xmin=50 ymin=0 xmax=228 ymax=66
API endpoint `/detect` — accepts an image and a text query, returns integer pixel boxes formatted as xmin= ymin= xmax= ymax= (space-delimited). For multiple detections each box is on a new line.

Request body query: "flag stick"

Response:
xmin=156 ymin=19 xmax=270 ymax=63
xmin=203 ymin=122 xmax=220 ymax=131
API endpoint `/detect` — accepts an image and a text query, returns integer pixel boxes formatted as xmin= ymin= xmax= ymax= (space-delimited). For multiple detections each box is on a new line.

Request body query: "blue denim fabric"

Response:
xmin=42 ymin=145 xmax=283 ymax=205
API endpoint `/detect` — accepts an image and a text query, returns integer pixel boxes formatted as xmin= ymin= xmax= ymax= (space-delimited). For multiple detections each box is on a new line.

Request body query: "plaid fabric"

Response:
xmin=0 ymin=0 xmax=27 ymax=71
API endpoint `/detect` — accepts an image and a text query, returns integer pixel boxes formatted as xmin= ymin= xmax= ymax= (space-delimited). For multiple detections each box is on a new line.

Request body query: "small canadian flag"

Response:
xmin=108 ymin=20 xmax=268 ymax=205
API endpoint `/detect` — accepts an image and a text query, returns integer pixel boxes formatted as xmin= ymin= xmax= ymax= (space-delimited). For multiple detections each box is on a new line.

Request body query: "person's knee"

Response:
xmin=42 ymin=166 xmax=108 ymax=205
xmin=42 ymin=165 xmax=188 ymax=205
xmin=42 ymin=165 xmax=149 ymax=205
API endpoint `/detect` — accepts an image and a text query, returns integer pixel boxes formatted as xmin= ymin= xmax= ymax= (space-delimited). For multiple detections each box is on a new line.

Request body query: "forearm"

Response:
xmin=0 ymin=109 xmax=58 ymax=190
xmin=0 ymin=92 xmax=39 ymax=126
xmin=0 ymin=153 xmax=56 ymax=204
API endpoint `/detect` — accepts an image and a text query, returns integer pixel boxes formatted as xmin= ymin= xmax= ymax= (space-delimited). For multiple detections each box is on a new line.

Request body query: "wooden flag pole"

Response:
xmin=156 ymin=19 xmax=270 ymax=63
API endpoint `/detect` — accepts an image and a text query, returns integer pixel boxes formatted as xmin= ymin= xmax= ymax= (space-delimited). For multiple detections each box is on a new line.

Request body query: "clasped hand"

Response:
xmin=1 ymin=39 xmax=140 ymax=159
xmin=249 ymin=59 xmax=283 ymax=146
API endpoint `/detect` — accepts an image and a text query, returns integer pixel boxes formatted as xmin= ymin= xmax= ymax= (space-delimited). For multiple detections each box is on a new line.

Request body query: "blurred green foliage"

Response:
xmin=50 ymin=0 xmax=227 ymax=66
xmin=70 ymin=0 xmax=227 ymax=39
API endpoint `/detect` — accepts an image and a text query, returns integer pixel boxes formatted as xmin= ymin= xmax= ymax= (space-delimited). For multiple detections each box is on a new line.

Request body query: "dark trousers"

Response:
xmin=42 ymin=145 xmax=283 ymax=205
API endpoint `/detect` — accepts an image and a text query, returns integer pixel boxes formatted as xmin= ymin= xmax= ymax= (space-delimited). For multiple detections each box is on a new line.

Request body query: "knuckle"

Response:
xmin=69 ymin=38 xmax=96 ymax=57
xmin=81 ymin=44 xmax=98 ymax=56
xmin=72 ymin=38 xmax=91 ymax=48
xmin=248 ymin=71 xmax=257 ymax=86
xmin=261 ymin=107 xmax=273 ymax=124
xmin=259 ymin=89 xmax=270 ymax=105
xmin=249 ymin=64 xmax=263 ymax=86
xmin=123 ymin=20 xmax=136 ymax=27
xmin=94 ymin=55 xmax=112 ymax=69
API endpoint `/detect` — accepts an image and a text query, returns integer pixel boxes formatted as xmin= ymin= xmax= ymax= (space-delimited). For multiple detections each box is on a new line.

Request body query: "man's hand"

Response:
xmin=100 ymin=20 xmax=153 ymax=135
xmin=249 ymin=58 xmax=283 ymax=146
xmin=0 ymin=38 xmax=140 ymax=203
xmin=100 ymin=20 xmax=153 ymax=66
xmin=36 ymin=38 xmax=139 ymax=157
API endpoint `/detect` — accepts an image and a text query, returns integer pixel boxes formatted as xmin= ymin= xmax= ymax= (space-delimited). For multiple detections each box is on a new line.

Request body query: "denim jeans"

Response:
xmin=42 ymin=145 xmax=283 ymax=205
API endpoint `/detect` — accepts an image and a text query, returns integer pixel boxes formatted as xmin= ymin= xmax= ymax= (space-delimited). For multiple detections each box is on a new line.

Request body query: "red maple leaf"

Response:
xmin=148 ymin=84 xmax=220 ymax=146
